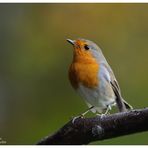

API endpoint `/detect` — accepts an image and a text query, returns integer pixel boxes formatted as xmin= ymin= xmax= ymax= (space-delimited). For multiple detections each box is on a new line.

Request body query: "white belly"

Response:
xmin=77 ymin=81 xmax=116 ymax=113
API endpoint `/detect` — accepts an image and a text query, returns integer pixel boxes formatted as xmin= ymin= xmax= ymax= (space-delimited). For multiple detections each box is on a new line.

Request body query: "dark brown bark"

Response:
xmin=37 ymin=108 xmax=148 ymax=145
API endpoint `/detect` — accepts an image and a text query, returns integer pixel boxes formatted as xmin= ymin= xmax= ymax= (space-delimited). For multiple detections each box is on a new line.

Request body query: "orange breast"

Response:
xmin=69 ymin=56 xmax=99 ymax=89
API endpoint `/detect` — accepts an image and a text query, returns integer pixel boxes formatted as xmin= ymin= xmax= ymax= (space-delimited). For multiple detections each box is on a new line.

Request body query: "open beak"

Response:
xmin=66 ymin=39 xmax=75 ymax=45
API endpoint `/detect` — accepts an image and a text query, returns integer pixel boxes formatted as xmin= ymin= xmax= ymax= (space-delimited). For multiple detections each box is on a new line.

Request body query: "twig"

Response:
xmin=37 ymin=108 xmax=148 ymax=145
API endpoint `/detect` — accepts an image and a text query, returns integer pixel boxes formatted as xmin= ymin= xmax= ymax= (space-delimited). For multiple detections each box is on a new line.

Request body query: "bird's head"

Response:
xmin=67 ymin=38 xmax=103 ymax=62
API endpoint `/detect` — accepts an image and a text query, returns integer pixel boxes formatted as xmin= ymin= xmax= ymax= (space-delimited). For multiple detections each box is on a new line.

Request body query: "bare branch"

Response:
xmin=37 ymin=108 xmax=148 ymax=145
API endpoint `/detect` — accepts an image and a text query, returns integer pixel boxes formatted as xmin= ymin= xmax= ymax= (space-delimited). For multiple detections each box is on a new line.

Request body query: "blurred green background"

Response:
xmin=0 ymin=3 xmax=148 ymax=145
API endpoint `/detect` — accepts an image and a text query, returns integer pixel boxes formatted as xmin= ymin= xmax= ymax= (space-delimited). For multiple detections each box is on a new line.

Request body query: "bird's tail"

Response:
xmin=123 ymin=99 xmax=133 ymax=110
xmin=110 ymin=81 xmax=132 ymax=112
xmin=116 ymin=96 xmax=133 ymax=112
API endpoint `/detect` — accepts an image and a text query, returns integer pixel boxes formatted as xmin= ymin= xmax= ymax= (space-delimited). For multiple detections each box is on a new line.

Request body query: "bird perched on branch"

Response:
xmin=67 ymin=38 xmax=132 ymax=117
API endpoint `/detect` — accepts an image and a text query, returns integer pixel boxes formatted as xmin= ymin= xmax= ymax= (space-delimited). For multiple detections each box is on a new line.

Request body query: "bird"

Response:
xmin=67 ymin=38 xmax=133 ymax=117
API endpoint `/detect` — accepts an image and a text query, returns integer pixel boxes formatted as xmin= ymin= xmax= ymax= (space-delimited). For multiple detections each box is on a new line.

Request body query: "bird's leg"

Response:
xmin=104 ymin=105 xmax=111 ymax=115
xmin=81 ymin=106 xmax=94 ymax=117
xmin=72 ymin=106 xmax=94 ymax=124
xmin=96 ymin=105 xmax=111 ymax=118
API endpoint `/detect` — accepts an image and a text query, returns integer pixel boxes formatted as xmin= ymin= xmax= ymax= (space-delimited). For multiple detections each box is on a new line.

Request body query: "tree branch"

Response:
xmin=37 ymin=108 xmax=148 ymax=145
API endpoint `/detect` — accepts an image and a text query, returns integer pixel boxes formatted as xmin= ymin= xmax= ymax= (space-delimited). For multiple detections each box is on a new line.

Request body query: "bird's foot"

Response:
xmin=96 ymin=114 xmax=105 ymax=119
xmin=71 ymin=114 xmax=84 ymax=124
xmin=96 ymin=112 xmax=110 ymax=119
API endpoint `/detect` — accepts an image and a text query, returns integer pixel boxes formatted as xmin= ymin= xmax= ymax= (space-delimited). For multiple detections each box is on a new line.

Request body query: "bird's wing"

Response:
xmin=101 ymin=63 xmax=127 ymax=112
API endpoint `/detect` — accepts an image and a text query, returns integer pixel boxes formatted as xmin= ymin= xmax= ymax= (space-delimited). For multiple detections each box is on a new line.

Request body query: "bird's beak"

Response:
xmin=66 ymin=39 xmax=75 ymax=45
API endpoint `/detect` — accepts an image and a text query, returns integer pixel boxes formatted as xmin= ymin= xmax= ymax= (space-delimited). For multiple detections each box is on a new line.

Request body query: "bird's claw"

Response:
xmin=71 ymin=114 xmax=84 ymax=124
xmin=96 ymin=113 xmax=109 ymax=119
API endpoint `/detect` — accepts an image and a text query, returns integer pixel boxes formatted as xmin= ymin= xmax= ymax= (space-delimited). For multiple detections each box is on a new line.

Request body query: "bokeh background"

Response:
xmin=0 ymin=3 xmax=148 ymax=145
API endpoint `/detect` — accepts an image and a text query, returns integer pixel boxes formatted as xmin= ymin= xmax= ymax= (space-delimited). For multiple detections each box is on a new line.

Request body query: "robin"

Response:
xmin=67 ymin=38 xmax=133 ymax=117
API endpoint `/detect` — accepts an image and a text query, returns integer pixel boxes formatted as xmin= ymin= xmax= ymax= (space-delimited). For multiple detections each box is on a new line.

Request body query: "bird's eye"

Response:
xmin=84 ymin=44 xmax=89 ymax=50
